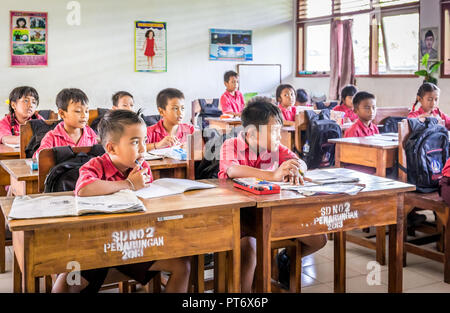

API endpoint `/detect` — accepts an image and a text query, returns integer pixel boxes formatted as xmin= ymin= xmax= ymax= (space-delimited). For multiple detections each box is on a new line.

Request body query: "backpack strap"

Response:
xmin=212 ymin=98 xmax=219 ymax=107
xmin=53 ymin=146 xmax=76 ymax=164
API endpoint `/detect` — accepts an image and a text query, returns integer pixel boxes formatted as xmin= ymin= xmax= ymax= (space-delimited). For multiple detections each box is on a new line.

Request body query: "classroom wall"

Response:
xmin=290 ymin=0 xmax=450 ymax=113
xmin=0 ymin=0 xmax=294 ymax=119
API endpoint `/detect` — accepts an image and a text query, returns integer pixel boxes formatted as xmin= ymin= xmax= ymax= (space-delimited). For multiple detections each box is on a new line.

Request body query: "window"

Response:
xmin=441 ymin=1 xmax=450 ymax=77
xmin=296 ymin=0 xmax=419 ymax=77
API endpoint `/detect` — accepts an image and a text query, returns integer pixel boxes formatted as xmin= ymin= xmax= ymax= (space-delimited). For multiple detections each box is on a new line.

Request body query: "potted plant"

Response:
xmin=414 ymin=53 xmax=443 ymax=85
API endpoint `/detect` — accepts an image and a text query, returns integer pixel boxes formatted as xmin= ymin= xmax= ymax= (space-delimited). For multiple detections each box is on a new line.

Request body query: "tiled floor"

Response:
xmin=1 ymin=238 xmax=449 ymax=293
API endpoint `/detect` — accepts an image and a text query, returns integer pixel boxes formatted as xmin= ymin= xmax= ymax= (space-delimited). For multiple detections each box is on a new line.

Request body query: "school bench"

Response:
xmin=398 ymin=119 xmax=450 ymax=283
xmin=19 ymin=119 xmax=60 ymax=159
xmin=212 ymin=168 xmax=415 ymax=293
xmin=0 ymin=184 xmax=252 ymax=293
xmin=373 ymin=106 xmax=411 ymax=125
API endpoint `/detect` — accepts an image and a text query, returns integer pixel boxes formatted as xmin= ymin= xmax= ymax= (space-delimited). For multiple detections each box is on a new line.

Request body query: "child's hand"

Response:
xmin=158 ymin=135 xmax=180 ymax=148
xmin=272 ymin=159 xmax=305 ymax=185
xmin=127 ymin=166 xmax=150 ymax=190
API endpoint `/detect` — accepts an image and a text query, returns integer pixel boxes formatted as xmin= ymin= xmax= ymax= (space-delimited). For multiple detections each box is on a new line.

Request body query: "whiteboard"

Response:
xmin=237 ymin=64 xmax=281 ymax=96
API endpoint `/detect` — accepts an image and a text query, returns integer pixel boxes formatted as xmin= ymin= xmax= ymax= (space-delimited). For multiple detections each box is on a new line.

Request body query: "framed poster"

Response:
xmin=135 ymin=21 xmax=167 ymax=72
xmin=420 ymin=27 xmax=439 ymax=62
xmin=10 ymin=11 xmax=48 ymax=67
xmin=209 ymin=29 xmax=253 ymax=61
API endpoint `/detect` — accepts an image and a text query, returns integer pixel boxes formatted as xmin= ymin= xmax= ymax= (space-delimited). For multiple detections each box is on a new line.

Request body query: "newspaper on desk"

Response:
xmin=8 ymin=190 xmax=145 ymax=220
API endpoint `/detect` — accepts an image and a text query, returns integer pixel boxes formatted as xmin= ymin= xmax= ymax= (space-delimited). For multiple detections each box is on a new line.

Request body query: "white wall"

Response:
xmin=0 ymin=0 xmax=294 ymax=119
xmin=290 ymin=0 xmax=450 ymax=112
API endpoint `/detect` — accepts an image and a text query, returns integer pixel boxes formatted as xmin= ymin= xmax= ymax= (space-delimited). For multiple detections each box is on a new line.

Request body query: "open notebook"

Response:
xmin=134 ymin=178 xmax=216 ymax=199
xmin=148 ymin=147 xmax=187 ymax=160
xmin=8 ymin=190 xmax=145 ymax=220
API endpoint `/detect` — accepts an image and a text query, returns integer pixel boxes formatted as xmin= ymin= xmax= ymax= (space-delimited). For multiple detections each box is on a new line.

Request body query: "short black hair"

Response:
xmin=296 ymin=89 xmax=308 ymax=103
xmin=98 ymin=109 xmax=145 ymax=145
xmin=242 ymin=96 xmax=283 ymax=128
xmin=156 ymin=88 xmax=184 ymax=110
xmin=112 ymin=91 xmax=133 ymax=107
xmin=352 ymin=91 xmax=375 ymax=109
xmin=341 ymin=85 xmax=358 ymax=103
xmin=224 ymin=70 xmax=238 ymax=83
xmin=56 ymin=88 xmax=89 ymax=111
xmin=275 ymin=84 xmax=295 ymax=102
xmin=425 ymin=30 xmax=434 ymax=39
xmin=16 ymin=18 xmax=26 ymax=27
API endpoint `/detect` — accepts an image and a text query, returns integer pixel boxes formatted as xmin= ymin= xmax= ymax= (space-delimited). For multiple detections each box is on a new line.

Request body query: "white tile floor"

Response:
xmin=1 ymin=238 xmax=449 ymax=293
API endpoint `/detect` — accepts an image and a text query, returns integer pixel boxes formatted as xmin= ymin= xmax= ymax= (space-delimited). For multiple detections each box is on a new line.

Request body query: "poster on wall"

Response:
xmin=420 ymin=27 xmax=439 ymax=62
xmin=10 ymin=11 xmax=48 ymax=67
xmin=135 ymin=21 xmax=167 ymax=72
xmin=209 ymin=29 xmax=253 ymax=61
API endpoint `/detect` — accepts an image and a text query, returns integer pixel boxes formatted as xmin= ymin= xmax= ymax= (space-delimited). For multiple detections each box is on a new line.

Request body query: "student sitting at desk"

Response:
xmin=146 ymin=88 xmax=194 ymax=150
xmin=52 ymin=110 xmax=191 ymax=293
xmin=344 ymin=91 xmax=378 ymax=138
xmin=0 ymin=86 xmax=43 ymax=145
xmin=295 ymin=88 xmax=310 ymax=107
xmin=219 ymin=70 xmax=245 ymax=117
xmin=218 ymin=97 xmax=327 ymax=292
xmin=408 ymin=82 xmax=450 ymax=130
xmin=112 ymin=91 xmax=135 ymax=111
xmin=276 ymin=84 xmax=297 ymax=126
xmin=333 ymin=85 xmax=358 ymax=123
xmin=34 ymin=88 xmax=97 ymax=158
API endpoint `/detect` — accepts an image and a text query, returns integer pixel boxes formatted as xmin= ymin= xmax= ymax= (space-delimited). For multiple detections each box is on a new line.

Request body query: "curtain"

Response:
xmin=329 ymin=19 xmax=355 ymax=100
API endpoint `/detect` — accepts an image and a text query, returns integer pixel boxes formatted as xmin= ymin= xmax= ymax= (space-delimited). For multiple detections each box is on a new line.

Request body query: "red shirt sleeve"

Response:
xmin=75 ymin=158 xmax=104 ymax=195
xmin=0 ymin=116 xmax=12 ymax=142
xmin=34 ymin=131 xmax=56 ymax=159
xmin=220 ymin=93 xmax=232 ymax=114
xmin=218 ymin=138 xmax=239 ymax=179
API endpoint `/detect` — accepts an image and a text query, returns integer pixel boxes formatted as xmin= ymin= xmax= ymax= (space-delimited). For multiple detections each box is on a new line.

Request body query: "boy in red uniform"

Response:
xmin=219 ymin=71 xmax=245 ymax=117
xmin=344 ymin=91 xmax=378 ymax=138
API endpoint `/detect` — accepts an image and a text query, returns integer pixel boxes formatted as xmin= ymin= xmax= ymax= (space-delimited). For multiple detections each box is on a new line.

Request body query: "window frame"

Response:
xmin=296 ymin=0 xmax=420 ymax=78
xmin=441 ymin=1 xmax=450 ymax=78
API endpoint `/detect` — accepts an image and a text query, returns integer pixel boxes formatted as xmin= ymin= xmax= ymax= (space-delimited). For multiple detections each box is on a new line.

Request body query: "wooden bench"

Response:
xmin=374 ymin=106 xmax=411 ymax=125
xmin=398 ymin=119 xmax=450 ymax=283
xmin=19 ymin=119 xmax=60 ymax=159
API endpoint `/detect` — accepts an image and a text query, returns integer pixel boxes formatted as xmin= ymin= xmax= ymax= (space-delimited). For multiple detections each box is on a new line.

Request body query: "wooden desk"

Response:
xmin=0 ymin=145 xmax=20 ymax=197
xmin=206 ymin=118 xmax=241 ymax=133
xmin=0 ymin=159 xmax=38 ymax=196
xmin=213 ymin=168 xmax=415 ymax=293
xmin=0 ymin=184 xmax=255 ymax=293
xmin=280 ymin=126 xmax=295 ymax=151
xmin=329 ymin=136 xmax=398 ymax=177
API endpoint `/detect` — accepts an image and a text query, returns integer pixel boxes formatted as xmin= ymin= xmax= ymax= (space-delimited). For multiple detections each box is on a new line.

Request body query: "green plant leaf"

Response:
xmin=414 ymin=70 xmax=428 ymax=77
xmin=429 ymin=61 xmax=443 ymax=74
xmin=421 ymin=53 xmax=430 ymax=66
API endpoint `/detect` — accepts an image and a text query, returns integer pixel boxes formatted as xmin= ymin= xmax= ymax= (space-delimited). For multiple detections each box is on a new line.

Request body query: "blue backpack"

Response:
xmin=401 ymin=118 xmax=449 ymax=193
xmin=303 ymin=109 xmax=342 ymax=169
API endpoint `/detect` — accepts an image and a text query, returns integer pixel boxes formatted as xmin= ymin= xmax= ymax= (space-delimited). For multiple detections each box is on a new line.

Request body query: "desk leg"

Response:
xmin=0 ymin=208 xmax=5 ymax=273
xmin=23 ymin=232 xmax=35 ymax=293
xmin=376 ymin=149 xmax=387 ymax=177
xmin=255 ymin=207 xmax=271 ymax=293
xmin=335 ymin=144 xmax=341 ymax=168
xmin=214 ymin=252 xmax=226 ymax=293
xmin=334 ymin=231 xmax=346 ymax=293
xmin=375 ymin=150 xmax=387 ymax=266
xmin=231 ymin=208 xmax=241 ymax=293
xmin=13 ymin=252 xmax=21 ymax=293
xmin=388 ymin=194 xmax=404 ymax=293
xmin=444 ymin=211 xmax=450 ymax=283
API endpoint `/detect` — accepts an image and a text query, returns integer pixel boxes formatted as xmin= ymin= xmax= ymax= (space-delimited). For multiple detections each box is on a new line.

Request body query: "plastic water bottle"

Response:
xmin=303 ymin=140 xmax=310 ymax=154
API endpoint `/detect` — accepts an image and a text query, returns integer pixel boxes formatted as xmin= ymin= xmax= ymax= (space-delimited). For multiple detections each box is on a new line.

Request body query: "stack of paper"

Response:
xmin=135 ymin=178 xmax=216 ymax=199
xmin=8 ymin=190 xmax=145 ymax=220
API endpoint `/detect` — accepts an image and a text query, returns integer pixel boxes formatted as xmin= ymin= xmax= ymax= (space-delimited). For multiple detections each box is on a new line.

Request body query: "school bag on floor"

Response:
xmin=44 ymin=145 xmax=106 ymax=193
xmin=25 ymin=119 xmax=63 ymax=158
xmin=400 ymin=117 xmax=449 ymax=193
xmin=196 ymin=99 xmax=222 ymax=129
xmin=380 ymin=116 xmax=405 ymax=133
xmin=303 ymin=109 xmax=342 ymax=169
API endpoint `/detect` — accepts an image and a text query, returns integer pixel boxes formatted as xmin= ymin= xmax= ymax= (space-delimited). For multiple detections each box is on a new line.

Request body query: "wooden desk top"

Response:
xmin=209 ymin=168 xmax=415 ymax=208
xmin=0 ymin=181 xmax=255 ymax=231
xmin=329 ymin=135 xmax=399 ymax=149
xmin=281 ymin=126 xmax=295 ymax=132
xmin=147 ymin=158 xmax=188 ymax=170
xmin=0 ymin=144 xmax=20 ymax=158
xmin=206 ymin=117 xmax=242 ymax=125
xmin=0 ymin=159 xmax=37 ymax=181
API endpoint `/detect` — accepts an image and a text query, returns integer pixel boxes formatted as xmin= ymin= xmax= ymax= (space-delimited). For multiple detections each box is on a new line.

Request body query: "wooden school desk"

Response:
xmin=0 ymin=159 xmax=38 ymax=196
xmin=0 ymin=185 xmax=254 ymax=293
xmin=205 ymin=117 xmax=242 ymax=133
xmin=0 ymin=145 xmax=20 ymax=197
xmin=212 ymin=168 xmax=415 ymax=293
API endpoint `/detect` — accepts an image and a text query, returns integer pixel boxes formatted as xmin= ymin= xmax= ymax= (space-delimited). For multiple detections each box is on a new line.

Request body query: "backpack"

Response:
xmin=196 ymin=99 xmax=222 ymax=129
xmin=141 ymin=114 xmax=161 ymax=127
xmin=315 ymin=101 xmax=338 ymax=110
xmin=89 ymin=108 xmax=110 ymax=134
xmin=44 ymin=145 xmax=106 ymax=193
xmin=25 ymin=119 xmax=62 ymax=158
xmin=401 ymin=118 xmax=449 ymax=193
xmin=303 ymin=109 xmax=342 ymax=169
xmin=37 ymin=110 xmax=53 ymax=120
xmin=380 ymin=116 xmax=405 ymax=134
xmin=195 ymin=126 xmax=242 ymax=179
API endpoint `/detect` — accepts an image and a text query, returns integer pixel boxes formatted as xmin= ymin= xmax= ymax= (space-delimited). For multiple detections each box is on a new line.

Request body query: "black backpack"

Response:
xmin=25 ymin=119 xmax=63 ymax=158
xmin=195 ymin=127 xmax=242 ymax=179
xmin=44 ymin=145 xmax=106 ymax=193
xmin=37 ymin=110 xmax=53 ymax=120
xmin=315 ymin=101 xmax=338 ymax=110
xmin=196 ymin=99 xmax=222 ymax=129
xmin=89 ymin=108 xmax=110 ymax=134
xmin=401 ymin=118 xmax=449 ymax=193
xmin=380 ymin=116 xmax=405 ymax=134
xmin=141 ymin=114 xmax=161 ymax=127
xmin=303 ymin=109 xmax=342 ymax=169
